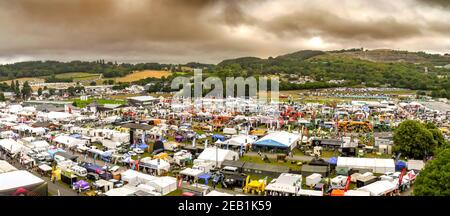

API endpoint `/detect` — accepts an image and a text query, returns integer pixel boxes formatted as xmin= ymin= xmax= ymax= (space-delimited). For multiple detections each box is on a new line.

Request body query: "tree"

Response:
xmin=393 ymin=120 xmax=437 ymax=159
xmin=21 ymin=81 xmax=33 ymax=99
xmin=90 ymin=81 xmax=97 ymax=86
xmin=0 ymin=92 xmax=5 ymax=101
xmin=414 ymin=146 xmax=450 ymax=196
xmin=10 ymin=81 xmax=15 ymax=92
xmin=37 ymin=87 xmax=43 ymax=96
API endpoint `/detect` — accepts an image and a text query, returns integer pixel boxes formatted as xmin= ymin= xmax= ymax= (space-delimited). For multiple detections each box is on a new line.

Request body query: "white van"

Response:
xmin=71 ymin=165 xmax=88 ymax=177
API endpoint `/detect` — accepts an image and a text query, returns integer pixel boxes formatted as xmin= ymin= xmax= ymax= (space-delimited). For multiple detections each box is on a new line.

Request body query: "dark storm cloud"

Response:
xmin=0 ymin=0 xmax=449 ymax=64
xmin=416 ymin=0 xmax=450 ymax=8
xmin=258 ymin=10 xmax=422 ymax=40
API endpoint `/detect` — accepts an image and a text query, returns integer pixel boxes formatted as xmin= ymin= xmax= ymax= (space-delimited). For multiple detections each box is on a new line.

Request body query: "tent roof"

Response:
xmin=254 ymin=131 xmax=300 ymax=148
xmin=0 ymin=170 xmax=44 ymax=191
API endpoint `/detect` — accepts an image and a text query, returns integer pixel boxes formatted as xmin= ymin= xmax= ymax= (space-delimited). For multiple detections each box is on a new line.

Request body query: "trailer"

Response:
xmin=305 ymin=173 xmax=322 ymax=187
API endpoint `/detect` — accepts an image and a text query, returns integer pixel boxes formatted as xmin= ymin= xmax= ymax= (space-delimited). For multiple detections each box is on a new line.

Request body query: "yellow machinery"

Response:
xmin=114 ymin=126 xmax=129 ymax=133
xmin=153 ymin=152 xmax=169 ymax=160
xmin=243 ymin=176 xmax=267 ymax=195
xmin=338 ymin=121 xmax=373 ymax=133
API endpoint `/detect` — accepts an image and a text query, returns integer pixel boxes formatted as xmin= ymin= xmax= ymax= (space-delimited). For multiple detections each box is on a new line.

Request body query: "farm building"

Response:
xmin=301 ymin=165 xmax=329 ymax=177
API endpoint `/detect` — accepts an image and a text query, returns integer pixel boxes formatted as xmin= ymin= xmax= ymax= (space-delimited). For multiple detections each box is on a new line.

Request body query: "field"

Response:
xmin=1 ymin=77 xmax=45 ymax=84
xmin=114 ymin=70 xmax=171 ymax=83
xmin=70 ymin=98 xmax=126 ymax=108
xmin=52 ymin=72 xmax=101 ymax=82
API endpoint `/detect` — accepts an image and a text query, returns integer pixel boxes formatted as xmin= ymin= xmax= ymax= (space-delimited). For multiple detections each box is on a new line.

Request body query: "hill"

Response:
xmin=331 ymin=49 xmax=450 ymax=66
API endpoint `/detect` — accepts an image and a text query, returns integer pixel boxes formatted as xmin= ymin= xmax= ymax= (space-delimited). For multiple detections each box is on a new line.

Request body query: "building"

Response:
xmin=127 ymin=96 xmax=159 ymax=107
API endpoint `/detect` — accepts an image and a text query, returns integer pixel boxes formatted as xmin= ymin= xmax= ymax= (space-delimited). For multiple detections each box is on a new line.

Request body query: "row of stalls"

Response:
xmin=104 ymin=169 xmax=177 ymax=196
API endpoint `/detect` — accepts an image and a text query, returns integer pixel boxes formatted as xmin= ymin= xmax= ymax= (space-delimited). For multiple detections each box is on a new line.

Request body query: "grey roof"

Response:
xmin=301 ymin=165 xmax=328 ymax=173
xmin=242 ymin=162 xmax=290 ymax=173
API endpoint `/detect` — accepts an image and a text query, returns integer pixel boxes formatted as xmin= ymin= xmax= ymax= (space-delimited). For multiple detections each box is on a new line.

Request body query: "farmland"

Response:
xmin=69 ymin=98 xmax=126 ymax=108
xmin=114 ymin=70 xmax=171 ymax=83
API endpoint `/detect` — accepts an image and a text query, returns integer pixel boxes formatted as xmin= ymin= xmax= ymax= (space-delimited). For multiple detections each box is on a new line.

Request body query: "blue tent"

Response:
xmin=328 ymin=157 xmax=338 ymax=165
xmin=70 ymin=134 xmax=82 ymax=139
xmin=253 ymin=139 xmax=289 ymax=148
xmin=395 ymin=160 xmax=407 ymax=171
xmin=131 ymin=143 xmax=148 ymax=150
xmin=212 ymin=134 xmax=225 ymax=142
xmin=198 ymin=173 xmax=211 ymax=185
xmin=48 ymin=148 xmax=65 ymax=158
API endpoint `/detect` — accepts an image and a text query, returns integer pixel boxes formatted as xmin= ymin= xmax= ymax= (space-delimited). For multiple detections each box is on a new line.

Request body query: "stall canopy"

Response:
xmin=223 ymin=135 xmax=256 ymax=147
xmin=0 ymin=139 xmax=25 ymax=155
xmin=253 ymin=131 xmax=300 ymax=150
xmin=197 ymin=147 xmax=239 ymax=166
xmin=337 ymin=157 xmax=395 ymax=174
xmin=0 ymin=160 xmax=18 ymax=173
xmin=328 ymin=157 xmax=338 ymax=165
xmin=53 ymin=135 xmax=87 ymax=147
xmin=212 ymin=134 xmax=225 ymax=142
xmin=357 ymin=180 xmax=397 ymax=196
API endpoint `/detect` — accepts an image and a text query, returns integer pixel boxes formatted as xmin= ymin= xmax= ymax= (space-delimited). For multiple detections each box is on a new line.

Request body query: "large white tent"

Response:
xmin=53 ymin=135 xmax=88 ymax=147
xmin=0 ymin=160 xmax=18 ymax=173
xmin=197 ymin=147 xmax=239 ymax=167
xmin=222 ymin=135 xmax=256 ymax=147
xmin=0 ymin=139 xmax=26 ymax=155
xmin=357 ymin=180 xmax=397 ymax=196
xmin=337 ymin=157 xmax=395 ymax=174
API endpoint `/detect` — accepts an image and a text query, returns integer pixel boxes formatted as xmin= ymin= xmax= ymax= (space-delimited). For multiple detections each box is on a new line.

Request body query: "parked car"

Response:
xmin=109 ymin=179 xmax=124 ymax=188
xmin=133 ymin=148 xmax=144 ymax=154
xmin=86 ymin=172 xmax=100 ymax=181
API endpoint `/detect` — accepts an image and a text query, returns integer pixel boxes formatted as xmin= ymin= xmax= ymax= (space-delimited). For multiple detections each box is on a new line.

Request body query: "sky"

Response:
xmin=0 ymin=0 xmax=449 ymax=64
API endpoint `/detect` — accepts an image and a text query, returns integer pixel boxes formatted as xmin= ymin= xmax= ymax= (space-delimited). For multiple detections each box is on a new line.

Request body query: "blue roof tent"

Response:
xmin=48 ymin=148 xmax=66 ymax=157
xmin=70 ymin=134 xmax=82 ymax=139
xmin=212 ymin=134 xmax=225 ymax=142
xmin=395 ymin=160 xmax=407 ymax=171
xmin=198 ymin=173 xmax=211 ymax=185
xmin=131 ymin=143 xmax=148 ymax=150
xmin=328 ymin=157 xmax=338 ymax=165
xmin=253 ymin=139 xmax=290 ymax=149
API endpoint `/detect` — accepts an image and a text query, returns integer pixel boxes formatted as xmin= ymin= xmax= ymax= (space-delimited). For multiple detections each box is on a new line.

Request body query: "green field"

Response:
xmin=240 ymin=155 xmax=302 ymax=170
xmin=70 ymin=98 xmax=126 ymax=108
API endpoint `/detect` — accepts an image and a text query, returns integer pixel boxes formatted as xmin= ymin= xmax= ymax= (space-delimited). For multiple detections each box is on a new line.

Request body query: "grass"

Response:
xmin=166 ymin=189 xmax=183 ymax=196
xmin=70 ymin=98 xmax=126 ymax=108
xmin=114 ymin=70 xmax=171 ymax=83
xmin=240 ymin=155 xmax=302 ymax=171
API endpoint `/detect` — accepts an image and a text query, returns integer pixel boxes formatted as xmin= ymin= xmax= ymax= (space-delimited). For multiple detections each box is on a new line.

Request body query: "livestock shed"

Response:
xmin=220 ymin=160 xmax=246 ymax=172
xmin=336 ymin=157 xmax=395 ymax=175
xmin=242 ymin=162 xmax=290 ymax=178
xmin=301 ymin=165 xmax=329 ymax=177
